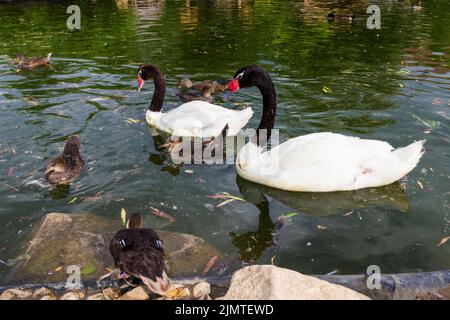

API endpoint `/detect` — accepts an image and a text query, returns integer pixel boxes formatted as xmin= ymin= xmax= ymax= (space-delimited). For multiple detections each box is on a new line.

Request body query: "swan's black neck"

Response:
xmin=148 ymin=67 xmax=165 ymax=112
xmin=255 ymin=75 xmax=277 ymax=146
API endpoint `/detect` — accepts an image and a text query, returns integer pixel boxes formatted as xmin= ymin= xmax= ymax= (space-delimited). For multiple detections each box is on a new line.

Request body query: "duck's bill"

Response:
xmin=227 ymin=78 xmax=240 ymax=93
xmin=137 ymin=76 xmax=144 ymax=91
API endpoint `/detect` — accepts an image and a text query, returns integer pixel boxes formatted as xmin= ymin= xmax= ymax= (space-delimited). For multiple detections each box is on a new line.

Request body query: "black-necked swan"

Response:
xmin=227 ymin=65 xmax=426 ymax=192
xmin=137 ymin=64 xmax=253 ymax=138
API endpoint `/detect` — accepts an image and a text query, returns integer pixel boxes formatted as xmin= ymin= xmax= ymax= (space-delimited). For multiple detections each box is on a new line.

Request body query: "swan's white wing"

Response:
xmin=146 ymin=101 xmax=253 ymax=138
xmin=238 ymin=132 xmax=424 ymax=192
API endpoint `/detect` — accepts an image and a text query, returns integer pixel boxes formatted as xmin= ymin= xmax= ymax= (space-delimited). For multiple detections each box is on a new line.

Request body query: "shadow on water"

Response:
xmin=236 ymin=176 xmax=410 ymax=218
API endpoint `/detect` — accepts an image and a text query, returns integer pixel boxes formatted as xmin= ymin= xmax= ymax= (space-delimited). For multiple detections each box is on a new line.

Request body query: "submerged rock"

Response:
xmin=6 ymin=213 xmax=222 ymax=284
xmin=219 ymin=265 xmax=370 ymax=300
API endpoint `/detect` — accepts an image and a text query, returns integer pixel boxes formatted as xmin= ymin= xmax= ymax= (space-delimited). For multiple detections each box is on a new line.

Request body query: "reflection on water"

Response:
xmin=0 ymin=0 xmax=449 ymax=282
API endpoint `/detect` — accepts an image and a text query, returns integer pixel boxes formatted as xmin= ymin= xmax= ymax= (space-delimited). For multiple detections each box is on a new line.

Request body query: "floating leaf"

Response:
xmin=54 ymin=265 xmax=63 ymax=272
xmin=120 ymin=208 xmax=127 ymax=227
xmin=81 ymin=264 xmax=96 ymax=275
xmin=322 ymin=86 xmax=332 ymax=93
xmin=317 ymin=225 xmax=328 ymax=230
xmin=399 ymin=83 xmax=404 ymax=88
xmin=417 ymin=180 xmax=424 ymax=190
xmin=202 ymin=256 xmax=218 ymax=274
xmin=150 ymin=207 xmax=175 ymax=222
xmin=2 ymin=254 xmax=31 ymax=267
xmin=437 ymin=236 xmax=450 ymax=247
xmin=343 ymin=210 xmax=354 ymax=217
xmin=217 ymin=199 xmax=235 ymax=207
xmin=282 ymin=212 xmax=299 ymax=219
xmin=67 ymin=197 xmax=77 ymax=205
xmin=184 ymin=169 xmax=194 ymax=174
xmin=165 ymin=286 xmax=190 ymax=298
xmin=271 ymin=255 xmax=276 ymax=265
xmin=411 ymin=113 xmax=440 ymax=128
xmin=124 ymin=117 xmax=140 ymax=124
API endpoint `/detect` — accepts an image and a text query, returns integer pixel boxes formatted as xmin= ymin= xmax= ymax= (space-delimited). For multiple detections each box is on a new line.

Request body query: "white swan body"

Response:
xmin=236 ymin=132 xmax=425 ymax=192
xmin=146 ymin=101 xmax=253 ymax=138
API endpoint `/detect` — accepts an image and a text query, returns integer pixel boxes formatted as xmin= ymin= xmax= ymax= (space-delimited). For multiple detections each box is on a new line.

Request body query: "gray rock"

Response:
xmin=6 ymin=213 xmax=222 ymax=284
xmin=220 ymin=265 xmax=371 ymax=300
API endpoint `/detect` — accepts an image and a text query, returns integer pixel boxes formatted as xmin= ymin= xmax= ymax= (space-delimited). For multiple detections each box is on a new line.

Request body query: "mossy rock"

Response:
xmin=6 ymin=213 xmax=222 ymax=285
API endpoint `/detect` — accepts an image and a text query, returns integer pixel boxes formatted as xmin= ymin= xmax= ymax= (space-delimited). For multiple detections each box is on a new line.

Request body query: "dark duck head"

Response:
xmin=15 ymin=53 xmax=52 ymax=69
xmin=45 ymin=135 xmax=84 ymax=185
xmin=109 ymin=212 xmax=171 ymax=296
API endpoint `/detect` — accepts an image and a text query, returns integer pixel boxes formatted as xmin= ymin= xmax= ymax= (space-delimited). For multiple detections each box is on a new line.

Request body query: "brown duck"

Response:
xmin=45 ymin=135 xmax=84 ymax=185
xmin=177 ymin=78 xmax=227 ymax=102
xmin=109 ymin=212 xmax=171 ymax=295
xmin=15 ymin=53 xmax=52 ymax=69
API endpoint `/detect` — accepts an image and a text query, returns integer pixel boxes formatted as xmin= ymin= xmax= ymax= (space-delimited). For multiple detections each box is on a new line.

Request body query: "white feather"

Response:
xmin=146 ymin=101 xmax=253 ymax=138
xmin=236 ymin=132 xmax=425 ymax=192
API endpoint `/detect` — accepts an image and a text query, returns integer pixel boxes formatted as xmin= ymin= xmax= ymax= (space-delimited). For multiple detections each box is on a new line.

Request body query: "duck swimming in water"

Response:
xmin=109 ymin=212 xmax=171 ymax=295
xmin=15 ymin=53 xmax=52 ymax=69
xmin=45 ymin=135 xmax=84 ymax=185
xmin=177 ymin=78 xmax=227 ymax=102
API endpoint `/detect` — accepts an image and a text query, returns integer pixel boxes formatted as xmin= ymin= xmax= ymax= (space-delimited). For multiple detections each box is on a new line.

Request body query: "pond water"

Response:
xmin=0 ymin=0 xmax=449 ymax=283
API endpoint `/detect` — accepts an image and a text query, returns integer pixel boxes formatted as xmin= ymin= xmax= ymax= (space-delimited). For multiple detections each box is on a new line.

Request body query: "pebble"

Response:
xmin=33 ymin=287 xmax=54 ymax=299
xmin=87 ymin=293 xmax=107 ymax=300
xmin=118 ymin=286 xmax=149 ymax=300
xmin=193 ymin=282 xmax=211 ymax=300
xmin=59 ymin=291 xmax=84 ymax=300
xmin=0 ymin=288 xmax=33 ymax=300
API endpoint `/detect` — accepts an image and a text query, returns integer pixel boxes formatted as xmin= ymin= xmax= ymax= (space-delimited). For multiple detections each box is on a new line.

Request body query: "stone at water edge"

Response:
xmin=118 ymin=286 xmax=149 ymax=300
xmin=33 ymin=287 xmax=54 ymax=299
xmin=59 ymin=291 xmax=84 ymax=300
xmin=193 ymin=282 xmax=211 ymax=300
xmin=87 ymin=293 xmax=108 ymax=300
xmin=6 ymin=213 xmax=222 ymax=284
xmin=219 ymin=265 xmax=371 ymax=300
xmin=0 ymin=288 xmax=33 ymax=300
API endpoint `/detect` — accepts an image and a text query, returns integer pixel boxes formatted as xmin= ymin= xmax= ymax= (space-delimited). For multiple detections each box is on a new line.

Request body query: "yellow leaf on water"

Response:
xmin=322 ymin=86 xmax=332 ymax=93
xmin=54 ymin=265 xmax=63 ymax=272
xmin=67 ymin=197 xmax=77 ymax=204
xmin=437 ymin=236 xmax=450 ymax=247
xmin=417 ymin=180 xmax=424 ymax=190
xmin=165 ymin=286 xmax=190 ymax=298
xmin=317 ymin=225 xmax=328 ymax=230
xmin=184 ymin=169 xmax=194 ymax=174
xmin=399 ymin=83 xmax=404 ymax=88
xmin=121 ymin=208 xmax=127 ymax=227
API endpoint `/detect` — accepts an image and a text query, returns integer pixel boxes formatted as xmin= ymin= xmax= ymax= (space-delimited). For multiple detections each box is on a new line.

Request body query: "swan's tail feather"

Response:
xmin=392 ymin=139 xmax=426 ymax=175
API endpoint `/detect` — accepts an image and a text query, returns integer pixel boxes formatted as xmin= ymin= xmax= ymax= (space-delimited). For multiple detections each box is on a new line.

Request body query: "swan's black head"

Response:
xmin=228 ymin=65 xmax=272 ymax=93
xmin=137 ymin=64 xmax=162 ymax=91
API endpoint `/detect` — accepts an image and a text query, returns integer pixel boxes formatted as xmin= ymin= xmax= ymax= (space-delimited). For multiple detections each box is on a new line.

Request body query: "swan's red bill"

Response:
xmin=228 ymin=79 xmax=240 ymax=93
xmin=137 ymin=76 xmax=144 ymax=91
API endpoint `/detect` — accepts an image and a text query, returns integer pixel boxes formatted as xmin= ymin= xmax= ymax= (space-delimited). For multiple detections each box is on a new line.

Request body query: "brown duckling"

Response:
xmin=15 ymin=53 xmax=52 ymax=69
xmin=45 ymin=135 xmax=84 ymax=185
xmin=109 ymin=212 xmax=171 ymax=295
xmin=177 ymin=78 xmax=227 ymax=102
xmin=327 ymin=10 xmax=355 ymax=22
